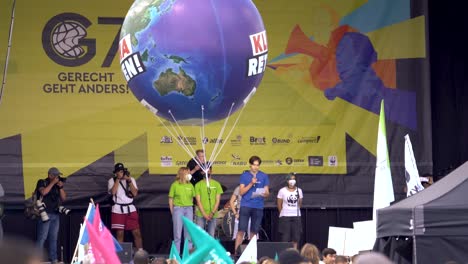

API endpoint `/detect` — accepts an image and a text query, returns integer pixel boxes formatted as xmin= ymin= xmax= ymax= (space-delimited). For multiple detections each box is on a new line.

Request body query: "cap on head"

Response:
xmin=113 ymin=163 xmax=126 ymax=173
xmin=48 ymin=167 xmax=62 ymax=176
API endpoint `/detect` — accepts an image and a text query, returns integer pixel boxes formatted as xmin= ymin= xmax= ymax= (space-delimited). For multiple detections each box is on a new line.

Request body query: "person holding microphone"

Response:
xmin=234 ymin=156 xmax=270 ymax=254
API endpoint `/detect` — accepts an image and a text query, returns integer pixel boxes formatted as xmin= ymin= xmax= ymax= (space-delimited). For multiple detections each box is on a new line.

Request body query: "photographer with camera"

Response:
xmin=35 ymin=167 xmax=67 ymax=264
xmin=108 ymin=163 xmax=143 ymax=251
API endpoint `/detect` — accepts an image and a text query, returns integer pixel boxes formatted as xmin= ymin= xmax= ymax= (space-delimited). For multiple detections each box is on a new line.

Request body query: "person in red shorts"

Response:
xmin=108 ymin=162 xmax=143 ymax=250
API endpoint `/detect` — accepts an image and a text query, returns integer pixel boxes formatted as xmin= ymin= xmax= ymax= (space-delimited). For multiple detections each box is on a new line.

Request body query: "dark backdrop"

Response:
xmin=429 ymin=0 xmax=468 ymax=179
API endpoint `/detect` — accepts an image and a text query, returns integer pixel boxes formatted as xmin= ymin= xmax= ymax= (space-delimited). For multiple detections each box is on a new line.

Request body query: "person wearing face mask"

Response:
xmin=277 ymin=173 xmax=303 ymax=249
xmin=168 ymin=167 xmax=195 ymax=253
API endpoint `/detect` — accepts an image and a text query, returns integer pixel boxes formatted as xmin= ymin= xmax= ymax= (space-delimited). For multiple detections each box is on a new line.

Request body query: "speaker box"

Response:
xmin=117 ymin=242 xmax=133 ymax=264
xmin=239 ymin=242 xmax=294 ymax=258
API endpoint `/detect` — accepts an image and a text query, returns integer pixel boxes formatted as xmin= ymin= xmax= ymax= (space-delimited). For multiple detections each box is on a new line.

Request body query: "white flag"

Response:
xmin=236 ymin=235 xmax=257 ymax=264
xmin=373 ymin=100 xmax=395 ymax=220
xmin=404 ymin=134 xmax=424 ymax=196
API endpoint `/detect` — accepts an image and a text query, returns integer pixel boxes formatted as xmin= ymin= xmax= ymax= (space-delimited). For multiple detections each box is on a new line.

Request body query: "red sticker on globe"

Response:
xmin=119 ymin=34 xmax=146 ymax=82
xmin=247 ymin=30 xmax=268 ymax=77
xmin=119 ymin=34 xmax=133 ymax=62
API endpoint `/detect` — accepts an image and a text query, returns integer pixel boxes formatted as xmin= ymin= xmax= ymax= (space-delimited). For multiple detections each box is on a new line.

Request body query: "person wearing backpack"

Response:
xmin=35 ymin=167 xmax=67 ymax=264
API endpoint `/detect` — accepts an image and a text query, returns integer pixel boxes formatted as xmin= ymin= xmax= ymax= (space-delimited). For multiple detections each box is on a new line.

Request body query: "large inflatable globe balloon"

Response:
xmin=119 ymin=0 xmax=268 ymax=125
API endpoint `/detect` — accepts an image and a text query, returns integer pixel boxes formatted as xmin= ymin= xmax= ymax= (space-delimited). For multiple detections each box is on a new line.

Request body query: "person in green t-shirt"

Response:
xmin=194 ymin=167 xmax=223 ymax=237
xmin=168 ymin=167 xmax=195 ymax=253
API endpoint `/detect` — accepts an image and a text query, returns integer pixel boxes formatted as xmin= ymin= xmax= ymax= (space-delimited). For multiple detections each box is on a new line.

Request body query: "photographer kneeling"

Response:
xmin=35 ymin=167 xmax=67 ymax=264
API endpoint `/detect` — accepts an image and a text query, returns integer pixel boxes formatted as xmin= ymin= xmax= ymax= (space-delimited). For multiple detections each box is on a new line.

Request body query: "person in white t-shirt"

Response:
xmin=277 ymin=173 xmax=303 ymax=249
xmin=108 ymin=163 xmax=143 ymax=250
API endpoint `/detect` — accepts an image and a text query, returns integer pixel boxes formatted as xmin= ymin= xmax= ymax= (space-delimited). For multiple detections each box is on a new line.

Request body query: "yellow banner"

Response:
xmin=0 ymin=0 xmax=427 ymax=196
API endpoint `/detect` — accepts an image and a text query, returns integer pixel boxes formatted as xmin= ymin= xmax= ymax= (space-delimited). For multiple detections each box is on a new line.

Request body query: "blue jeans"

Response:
xmin=195 ymin=215 xmax=216 ymax=237
xmin=36 ymin=212 xmax=60 ymax=262
xmin=172 ymin=206 xmax=193 ymax=253
xmin=238 ymin=207 xmax=263 ymax=234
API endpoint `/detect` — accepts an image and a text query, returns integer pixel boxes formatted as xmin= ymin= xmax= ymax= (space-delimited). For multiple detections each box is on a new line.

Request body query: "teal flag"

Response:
xmin=181 ymin=216 xmax=233 ymax=264
xmin=169 ymin=241 xmax=182 ymax=262
xmin=182 ymin=238 xmax=190 ymax=261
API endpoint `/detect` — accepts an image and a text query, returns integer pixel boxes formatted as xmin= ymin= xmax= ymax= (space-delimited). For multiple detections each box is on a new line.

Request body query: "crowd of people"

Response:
xmin=120 ymin=244 xmax=393 ymax=264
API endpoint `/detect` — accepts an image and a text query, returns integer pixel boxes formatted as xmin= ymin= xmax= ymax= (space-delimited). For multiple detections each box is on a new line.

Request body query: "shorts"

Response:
xmin=111 ymin=211 xmax=140 ymax=230
xmin=238 ymin=207 xmax=263 ymax=234
xmin=278 ymin=216 xmax=302 ymax=242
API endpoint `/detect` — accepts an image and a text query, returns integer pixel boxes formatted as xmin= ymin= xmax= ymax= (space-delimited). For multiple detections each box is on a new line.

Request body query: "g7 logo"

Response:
xmin=42 ymin=13 xmax=123 ymax=67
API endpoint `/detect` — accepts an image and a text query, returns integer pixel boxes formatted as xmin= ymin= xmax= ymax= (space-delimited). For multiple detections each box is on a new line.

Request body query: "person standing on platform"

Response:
xmin=187 ymin=149 xmax=207 ymax=186
xmin=195 ymin=167 xmax=223 ymax=237
xmin=35 ymin=167 xmax=67 ymax=264
xmin=277 ymin=173 xmax=303 ymax=249
xmin=234 ymin=156 xmax=270 ymax=253
xmin=169 ymin=167 xmax=195 ymax=253
xmin=108 ymin=163 xmax=143 ymax=250
xmin=229 ymin=185 xmax=251 ymax=240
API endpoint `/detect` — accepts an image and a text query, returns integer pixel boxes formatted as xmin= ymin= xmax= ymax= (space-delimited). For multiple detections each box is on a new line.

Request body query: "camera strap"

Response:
xmin=119 ymin=180 xmax=132 ymax=197
xmin=117 ymin=180 xmax=133 ymax=214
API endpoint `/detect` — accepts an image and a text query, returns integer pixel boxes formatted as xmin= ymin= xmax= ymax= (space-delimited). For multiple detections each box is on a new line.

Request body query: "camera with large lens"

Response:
xmin=58 ymin=176 xmax=67 ymax=183
xmin=36 ymin=200 xmax=49 ymax=222
xmin=57 ymin=206 xmax=71 ymax=215
xmin=123 ymin=168 xmax=130 ymax=177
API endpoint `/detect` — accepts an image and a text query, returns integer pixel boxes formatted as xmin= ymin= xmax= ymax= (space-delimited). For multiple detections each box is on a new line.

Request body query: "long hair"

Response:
xmin=176 ymin=167 xmax=190 ymax=184
xmin=300 ymin=243 xmax=320 ymax=264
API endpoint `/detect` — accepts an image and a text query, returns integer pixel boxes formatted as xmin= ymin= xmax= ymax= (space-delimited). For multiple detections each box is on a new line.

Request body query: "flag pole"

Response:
xmin=71 ymin=201 xmax=94 ymax=263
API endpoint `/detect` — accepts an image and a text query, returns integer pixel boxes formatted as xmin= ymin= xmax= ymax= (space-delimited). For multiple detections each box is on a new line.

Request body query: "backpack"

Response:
xmin=24 ymin=181 xmax=45 ymax=220
xmin=24 ymin=194 xmax=40 ymax=220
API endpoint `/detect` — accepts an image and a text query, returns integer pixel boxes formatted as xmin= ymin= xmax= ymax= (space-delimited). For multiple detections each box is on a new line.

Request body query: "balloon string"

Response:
xmin=168 ymin=110 xmax=199 ymax=160
xmin=154 ymin=114 xmax=196 ymax=163
xmin=207 ymin=102 xmax=235 ymax=167
xmin=200 ymin=105 xmax=208 ymax=172
xmin=208 ymin=102 xmax=248 ymax=169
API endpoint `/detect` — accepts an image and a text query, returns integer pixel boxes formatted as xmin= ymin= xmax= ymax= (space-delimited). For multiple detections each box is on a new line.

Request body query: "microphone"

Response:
xmin=247 ymin=170 xmax=256 ymax=187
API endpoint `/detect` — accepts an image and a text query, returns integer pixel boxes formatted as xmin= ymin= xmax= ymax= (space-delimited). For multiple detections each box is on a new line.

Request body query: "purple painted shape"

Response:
xmin=325 ymin=32 xmax=417 ymax=130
